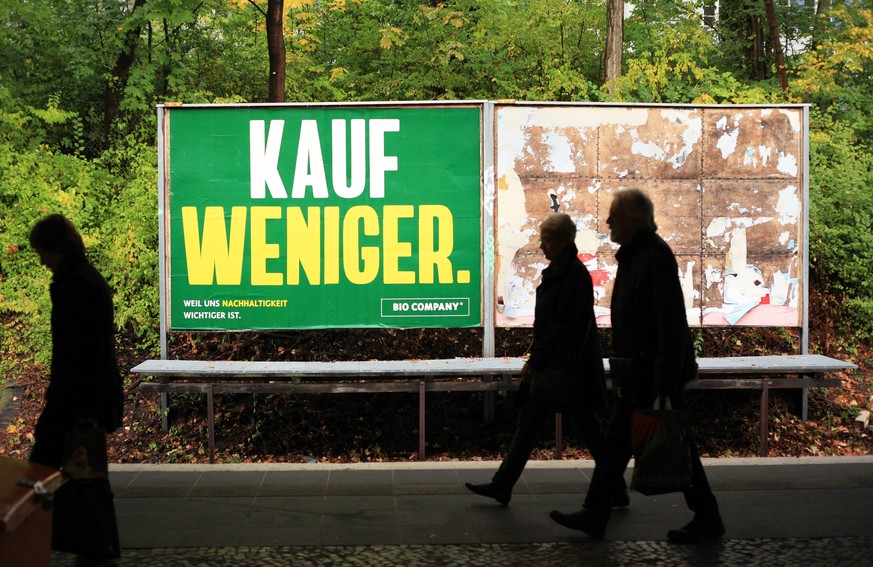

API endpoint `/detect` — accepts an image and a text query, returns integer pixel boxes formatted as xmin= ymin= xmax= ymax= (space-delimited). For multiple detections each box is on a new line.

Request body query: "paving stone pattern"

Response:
xmin=45 ymin=458 xmax=873 ymax=566
xmin=51 ymin=538 xmax=873 ymax=567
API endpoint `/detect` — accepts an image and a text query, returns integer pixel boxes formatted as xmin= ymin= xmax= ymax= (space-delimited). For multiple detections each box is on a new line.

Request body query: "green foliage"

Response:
xmin=0 ymin=96 xmax=161 ymax=368
xmin=1 ymin=0 xmax=872 ymax=368
xmin=606 ymin=1 xmax=783 ymax=104
xmin=295 ymin=0 xmax=605 ymax=102
xmin=96 ymin=147 xmax=161 ymax=353
xmin=791 ymin=6 xmax=873 ymax=141
xmin=807 ymin=108 xmax=873 ymax=344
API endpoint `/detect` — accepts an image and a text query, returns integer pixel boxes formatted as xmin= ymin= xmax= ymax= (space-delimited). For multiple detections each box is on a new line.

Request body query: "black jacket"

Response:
xmin=528 ymin=243 xmax=607 ymax=411
xmin=610 ymin=231 xmax=697 ymax=404
xmin=44 ymin=255 xmax=124 ymax=432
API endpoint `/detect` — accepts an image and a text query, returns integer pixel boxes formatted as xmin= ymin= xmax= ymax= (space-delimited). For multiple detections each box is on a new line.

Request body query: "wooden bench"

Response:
xmin=131 ymin=354 xmax=855 ymax=462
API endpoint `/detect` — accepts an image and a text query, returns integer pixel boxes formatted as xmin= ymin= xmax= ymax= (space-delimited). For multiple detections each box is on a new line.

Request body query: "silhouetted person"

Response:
xmin=466 ymin=213 xmax=626 ymax=506
xmin=550 ymin=189 xmax=724 ymax=542
xmin=29 ymin=213 xmax=123 ymax=566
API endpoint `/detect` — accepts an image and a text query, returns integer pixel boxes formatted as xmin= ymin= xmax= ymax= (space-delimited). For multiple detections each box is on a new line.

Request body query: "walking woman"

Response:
xmin=29 ymin=214 xmax=123 ymax=567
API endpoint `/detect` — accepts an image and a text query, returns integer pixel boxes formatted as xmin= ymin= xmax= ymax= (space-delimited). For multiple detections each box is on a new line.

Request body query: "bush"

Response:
xmin=808 ymin=108 xmax=873 ymax=349
xmin=0 ymin=101 xmax=161 ymax=379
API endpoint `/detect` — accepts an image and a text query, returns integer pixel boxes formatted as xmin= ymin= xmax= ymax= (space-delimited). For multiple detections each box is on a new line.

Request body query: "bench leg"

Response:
xmin=160 ymin=376 xmax=169 ymax=431
xmin=419 ymin=380 xmax=426 ymax=461
xmin=483 ymin=390 xmax=495 ymax=424
xmin=161 ymin=392 xmax=169 ymax=431
xmin=555 ymin=413 xmax=563 ymax=460
xmin=207 ymin=384 xmax=215 ymax=464
xmin=759 ymin=382 xmax=769 ymax=457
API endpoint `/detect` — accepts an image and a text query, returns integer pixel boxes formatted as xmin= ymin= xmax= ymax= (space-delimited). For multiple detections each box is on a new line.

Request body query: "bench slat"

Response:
xmin=131 ymin=357 xmax=524 ymax=379
xmin=693 ymin=355 xmax=855 ymax=375
xmin=685 ymin=378 xmax=843 ymax=390
xmin=131 ymin=354 xmax=856 ymax=381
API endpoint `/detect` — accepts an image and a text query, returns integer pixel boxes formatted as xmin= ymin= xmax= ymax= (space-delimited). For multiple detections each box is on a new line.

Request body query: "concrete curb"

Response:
xmin=108 ymin=454 xmax=873 ymax=472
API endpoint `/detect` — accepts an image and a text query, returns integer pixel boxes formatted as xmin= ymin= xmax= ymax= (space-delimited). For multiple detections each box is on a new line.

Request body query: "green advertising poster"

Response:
xmin=166 ymin=104 xmax=482 ymax=330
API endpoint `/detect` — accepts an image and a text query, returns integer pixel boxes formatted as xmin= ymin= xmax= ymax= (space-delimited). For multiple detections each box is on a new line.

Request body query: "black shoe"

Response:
xmin=667 ymin=514 xmax=725 ymax=543
xmin=549 ymin=509 xmax=607 ymax=539
xmin=465 ymin=481 xmax=511 ymax=505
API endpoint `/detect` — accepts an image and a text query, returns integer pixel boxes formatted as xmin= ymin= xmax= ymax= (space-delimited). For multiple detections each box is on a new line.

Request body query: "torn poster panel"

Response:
xmin=494 ymin=104 xmax=805 ymax=328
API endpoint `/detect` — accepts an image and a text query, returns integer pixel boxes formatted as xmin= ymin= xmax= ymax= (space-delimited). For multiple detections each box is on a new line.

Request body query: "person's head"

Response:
xmin=538 ymin=213 xmax=576 ymax=262
xmin=29 ymin=214 xmax=85 ymax=272
xmin=607 ymin=189 xmax=657 ymax=245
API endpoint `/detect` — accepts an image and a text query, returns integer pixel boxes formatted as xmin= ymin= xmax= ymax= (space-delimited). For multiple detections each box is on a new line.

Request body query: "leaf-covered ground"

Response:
xmin=2 ymin=326 xmax=870 ymax=464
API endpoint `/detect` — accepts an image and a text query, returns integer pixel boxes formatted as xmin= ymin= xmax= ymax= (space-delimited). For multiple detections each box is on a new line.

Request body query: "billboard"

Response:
xmin=163 ymin=104 xmax=483 ymax=330
xmin=494 ymin=104 xmax=806 ymax=328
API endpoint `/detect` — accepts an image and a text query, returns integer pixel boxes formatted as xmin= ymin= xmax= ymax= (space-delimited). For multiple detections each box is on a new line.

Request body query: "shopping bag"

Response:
xmin=630 ymin=397 xmax=692 ymax=496
xmin=52 ymin=420 xmax=121 ymax=559
xmin=61 ymin=419 xmax=109 ymax=480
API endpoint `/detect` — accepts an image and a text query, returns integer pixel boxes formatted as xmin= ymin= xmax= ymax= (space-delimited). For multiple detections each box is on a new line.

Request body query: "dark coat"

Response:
xmin=610 ymin=231 xmax=697 ymax=405
xmin=31 ymin=255 xmax=123 ymax=468
xmin=527 ymin=243 xmax=607 ymax=411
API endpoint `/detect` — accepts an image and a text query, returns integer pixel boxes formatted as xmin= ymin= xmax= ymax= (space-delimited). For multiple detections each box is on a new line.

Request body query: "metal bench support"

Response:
xmin=759 ymin=380 xmax=769 ymax=457
xmin=207 ymin=384 xmax=215 ymax=464
xmin=419 ymin=380 xmax=426 ymax=460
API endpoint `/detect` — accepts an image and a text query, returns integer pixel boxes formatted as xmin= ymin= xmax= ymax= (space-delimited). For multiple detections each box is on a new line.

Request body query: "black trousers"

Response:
xmin=583 ymin=399 xmax=720 ymax=518
xmin=30 ymin=411 xmax=121 ymax=561
xmin=491 ymin=385 xmax=620 ymax=493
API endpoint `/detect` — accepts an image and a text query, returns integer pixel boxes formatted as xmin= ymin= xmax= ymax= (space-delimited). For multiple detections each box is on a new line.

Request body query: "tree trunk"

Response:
xmin=267 ymin=0 xmax=286 ymax=102
xmin=103 ymin=0 xmax=148 ymax=143
xmin=604 ymin=0 xmax=623 ymax=92
xmin=813 ymin=0 xmax=831 ymax=40
xmin=763 ymin=0 xmax=788 ymax=91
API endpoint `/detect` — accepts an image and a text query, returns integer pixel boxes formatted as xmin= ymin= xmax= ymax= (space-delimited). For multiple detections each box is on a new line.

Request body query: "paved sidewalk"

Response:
xmin=53 ymin=456 xmax=873 ymax=566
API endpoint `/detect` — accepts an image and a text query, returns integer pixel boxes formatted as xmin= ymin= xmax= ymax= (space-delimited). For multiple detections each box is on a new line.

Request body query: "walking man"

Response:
xmin=550 ymin=189 xmax=724 ymax=542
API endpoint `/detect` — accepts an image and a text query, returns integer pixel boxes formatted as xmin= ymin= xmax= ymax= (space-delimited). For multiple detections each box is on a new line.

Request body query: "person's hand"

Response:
xmin=520 ymin=361 xmax=533 ymax=383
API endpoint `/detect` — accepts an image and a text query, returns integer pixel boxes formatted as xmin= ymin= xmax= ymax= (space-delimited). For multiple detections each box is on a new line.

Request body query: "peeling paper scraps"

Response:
xmin=631 ymin=139 xmax=667 ymax=161
xmin=628 ymin=113 xmax=701 ymax=170
xmin=705 ymin=265 xmax=723 ymax=288
xmin=743 ymin=145 xmax=774 ymax=168
xmin=706 ymin=217 xmax=730 ymax=238
xmin=724 ymin=265 xmax=769 ymax=306
xmin=789 ymin=277 xmax=799 ymax=308
xmin=728 ymin=202 xmax=752 ymax=215
xmin=680 ymin=261 xmax=695 ymax=310
xmin=778 ymin=231 xmax=796 ymax=249
xmin=726 ymin=227 xmax=748 ymax=274
xmin=776 ymin=152 xmax=798 ymax=176
xmin=722 ymin=304 xmax=757 ymax=325
xmin=770 ymin=269 xmax=790 ymax=306
xmin=715 ymin=115 xmax=741 ymax=159
xmin=576 ymin=226 xmax=601 ymax=255
xmin=776 ymin=186 xmax=801 ymax=222
xmin=630 ymin=140 xmax=692 ymax=170
xmin=541 ymin=130 xmax=576 ymax=173
xmin=771 ymin=108 xmax=803 ymax=132
xmin=706 ymin=212 xmax=758 ymax=241
xmin=502 ymin=272 xmax=537 ymax=318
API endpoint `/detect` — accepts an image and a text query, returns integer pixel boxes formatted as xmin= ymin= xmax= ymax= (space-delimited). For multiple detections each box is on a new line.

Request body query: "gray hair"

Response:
xmin=29 ymin=214 xmax=86 ymax=258
xmin=539 ymin=213 xmax=577 ymax=242
xmin=612 ymin=189 xmax=658 ymax=233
